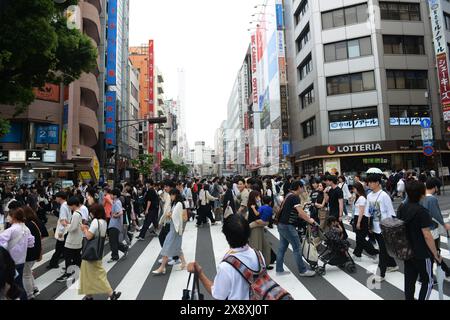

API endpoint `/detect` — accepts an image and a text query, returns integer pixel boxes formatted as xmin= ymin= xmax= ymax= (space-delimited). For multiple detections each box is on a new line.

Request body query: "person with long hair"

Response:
xmin=79 ymin=204 xmax=121 ymax=300
xmin=196 ymin=184 xmax=217 ymax=227
xmin=22 ymin=206 xmax=43 ymax=299
xmin=0 ymin=208 xmax=35 ymax=300
xmin=352 ymin=182 xmax=379 ymax=261
xmin=0 ymin=247 xmax=22 ymax=300
xmin=152 ymin=189 xmax=187 ymax=275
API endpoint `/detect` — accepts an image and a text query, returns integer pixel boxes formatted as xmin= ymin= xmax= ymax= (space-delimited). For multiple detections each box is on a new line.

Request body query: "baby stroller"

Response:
xmin=315 ymin=223 xmax=356 ymax=276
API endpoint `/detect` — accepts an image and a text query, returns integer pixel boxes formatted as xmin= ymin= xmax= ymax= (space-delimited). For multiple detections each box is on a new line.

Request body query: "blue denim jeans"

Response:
xmin=276 ymin=223 xmax=309 ymax=274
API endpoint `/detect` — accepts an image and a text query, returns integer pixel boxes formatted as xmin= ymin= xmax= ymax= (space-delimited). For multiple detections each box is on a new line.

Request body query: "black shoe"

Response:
xmin=109 ymin=291 xmax=121 ymax=300
xmin=33 ymin=288 xmax=40 ymax=296
xmin=266 ymin=265 xmax=274 ymax=270
xmin=56 ymin=274 xmax=70 ymax=283
xmin=82 ymin=296 xmax=94 ymax=300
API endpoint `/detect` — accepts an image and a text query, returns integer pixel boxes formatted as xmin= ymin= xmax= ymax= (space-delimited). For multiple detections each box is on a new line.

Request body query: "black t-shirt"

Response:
xmin=398 ymin=203 xmax=433 ymax=260
xmin=279 ymin=193 xmax=301 ymax=225
xmin=327 ymin=187 xmax=343 ymax=218
xmin=144 ymin=188 xmax=160 ymax=211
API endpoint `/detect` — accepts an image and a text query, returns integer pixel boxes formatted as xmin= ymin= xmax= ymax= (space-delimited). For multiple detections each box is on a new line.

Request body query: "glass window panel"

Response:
xmin=338 ymin=75 xmax=351 ymax=94
xmin=324 ymin=43 xmax=335 ymax=62
xmin=351 ymin=73 xmax=363 ymax=92
xmin=356 ymin=4 xmax=368 ymax=23
xmin=399 ymin=4 xmax=409 ymax=20
xmin=395 ymin=70 xmax=406 ymax=89
xmin=362 ymin=71 xmax=375 ymax=90
xmin=359 ymin=37 xmax=372 ymax=56
xmin=345 ymin=6 xmax=357 ymax=25
xmin=322 ymin=12 xmax=333 ymax=29
xmin=387 ymin=70 xmax=396 ymax=89
xmin=333 ymin=9 xmax=345 ymax=27
xmin=327 ymin=76 xmax=339 ymax=95
xmin=380 ymin=3 xmax=389 ymax=19
xmin=335 ymin=41 xmax=347 ymax=60
xmin=409 ymin=4 xmax=420 ymax=21
xmin=388 ymin=3 xmax=399 ymax=20
xmin=348 ymin=40 xmax=360 ymax=58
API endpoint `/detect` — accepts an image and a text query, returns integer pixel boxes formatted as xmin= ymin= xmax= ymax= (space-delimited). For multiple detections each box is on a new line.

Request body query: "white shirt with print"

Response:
xmin=364 ymin=190 xmax=395 ymax=234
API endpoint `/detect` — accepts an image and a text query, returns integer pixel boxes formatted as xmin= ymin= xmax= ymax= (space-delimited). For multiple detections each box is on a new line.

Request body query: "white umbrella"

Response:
xmin=366 ymin=168 xmax=383 ymax=174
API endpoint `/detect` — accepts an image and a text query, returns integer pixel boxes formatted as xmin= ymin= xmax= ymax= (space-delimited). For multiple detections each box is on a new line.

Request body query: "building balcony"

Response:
xmin=79 ymin=105 xmax=99 ymax=147
xmin=79 ymin=72 xmax=99 ymax=110
xmin=81 ymin=0 xmax=101 ymax=45
xmin=85 ymin=0 xmax=102 ymax=15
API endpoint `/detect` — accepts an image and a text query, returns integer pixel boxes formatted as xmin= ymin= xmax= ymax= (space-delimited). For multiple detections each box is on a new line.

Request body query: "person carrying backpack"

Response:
xmin=396 ymin=180 xmax=443 ymax=300
xmin=187 ymin=214 xmax=292 ymax=300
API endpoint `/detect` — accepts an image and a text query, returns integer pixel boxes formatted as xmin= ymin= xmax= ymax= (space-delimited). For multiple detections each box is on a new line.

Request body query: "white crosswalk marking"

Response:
xmin=32 ymin=221 xmax=450 ymax=300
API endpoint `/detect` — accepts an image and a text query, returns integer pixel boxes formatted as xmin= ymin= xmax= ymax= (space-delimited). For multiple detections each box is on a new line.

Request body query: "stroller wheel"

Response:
xmin=316 ymin=267 xmax=326 ymax=276
xmin=345 ymin=262 xmax=356 ymax=273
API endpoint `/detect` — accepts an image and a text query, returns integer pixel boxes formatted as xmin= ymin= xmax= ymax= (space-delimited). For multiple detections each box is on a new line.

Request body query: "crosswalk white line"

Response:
xmin=56 ymin=235 xmax=140 ymax=300
xmin=267 ymin=227 xmax=383 ymax=300
xmin=344 ymin=227 xmax=450 ymax=300
xmin=209 ymin=223 xmax=229 ymax=267
xmin=33 ymin=249 xmax=55 ymax=270
xmin=163 ymin=221 xmax=198 ymax=300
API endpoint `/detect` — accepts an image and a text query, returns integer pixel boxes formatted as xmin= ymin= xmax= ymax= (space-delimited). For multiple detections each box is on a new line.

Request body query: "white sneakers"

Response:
xmin=168 ymin=259 xmax=181 ymax=266
xmin=299 ymin=270 xmax=316 ymax=277
xmin=386 ymin=266 xmax=399 ymax=273
xmin=276 ymin=271 xmax=291 ymax=276
xmin=373 ymin=275 xmax=385 ymax=283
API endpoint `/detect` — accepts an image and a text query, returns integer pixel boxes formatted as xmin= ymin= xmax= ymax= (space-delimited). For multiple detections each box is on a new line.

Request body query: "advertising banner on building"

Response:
xmin=36 ymin=125 xmax=59 ymax=144
xmin=105 ymin=91 xmax=116 ymax=149
xmin=251 ymin=34 xmax=259 ymax=109
xmin=148 ymin=40 xmax=155 ymax=154
xmin=428 ymin=0 xmax=450 ymax=121
xmin=106 ymin=0 xmax=117 ymax=86
xmin=0 ymin=123 xmax=23 ymax=143
xmin=34 ymin=84 xmax=60 ymax=102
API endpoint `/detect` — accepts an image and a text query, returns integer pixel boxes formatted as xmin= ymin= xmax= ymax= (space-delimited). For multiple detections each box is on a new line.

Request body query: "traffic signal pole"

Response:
xmin=114 ymin=117 xmax=167 ymax=186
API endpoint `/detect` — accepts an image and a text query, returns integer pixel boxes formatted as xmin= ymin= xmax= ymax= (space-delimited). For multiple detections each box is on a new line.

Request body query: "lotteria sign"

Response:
xmin=327 ymin=143 xmax=382 ymax=155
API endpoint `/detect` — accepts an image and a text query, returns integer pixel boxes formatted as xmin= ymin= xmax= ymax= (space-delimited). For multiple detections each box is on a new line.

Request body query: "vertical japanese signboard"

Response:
xmin=106 ymin=0 xmax=117 ymax=86
xmin=148 ymin=40 xmax=155 ymax=154
xmin=105 ymin=91 xmax=116 ymax=149
xmin=61 ymin=87 xmax=69 ymax=159
xmin=251 ymin=34 xmax=259 ymax=110
xmin=428 ymin=0 xmax=450 ymax=121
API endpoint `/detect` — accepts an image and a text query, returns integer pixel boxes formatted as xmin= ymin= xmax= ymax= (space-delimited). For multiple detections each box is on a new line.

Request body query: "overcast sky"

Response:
xmin=129 ymin=0 xmax=260 ymax=148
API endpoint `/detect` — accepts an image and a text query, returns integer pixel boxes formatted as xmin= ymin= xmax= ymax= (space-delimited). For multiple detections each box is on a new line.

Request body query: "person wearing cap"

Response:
xmin=107 ymin=189 xmax=129 ymax=262
xmin=364 ymin=174 xmax=399 ymax=282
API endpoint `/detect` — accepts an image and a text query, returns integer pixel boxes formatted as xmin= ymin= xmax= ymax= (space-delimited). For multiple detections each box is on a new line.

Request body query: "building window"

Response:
xmin=324 ymin=36 xmax=372 ymax=62
xmin=329 ymin=106 xmax=379 ymax=130
xmin=389 ymin=105 xmax=430 ymax=126
xmin=445 ymin=13 xmax=450 ymax=30
xmin=383 ymin=35 xmax=425 ymax=55
xmin=322 ymin=3 xmax=368 ymax=30
xmin=380 ymin=2 xmax=421 ymax=21
xmin=302 ymin=117 xmax=316 ymax=138
xmin=300 ymin=85 xmax=315 ymax=109
xmin=298 ymin=55 xmax=313 ymax=80
xmin=131 ymin=83 xmax=138 ymax=100
xmin=296 ymin=24 xmax=310 ymax=53
xmin=326 ymin=71 xmax=375 ymax=95
xmin=295 ymin=0 xmax=309 ymax=25
xmin=386 ymin=70 xmax=428 ymax=89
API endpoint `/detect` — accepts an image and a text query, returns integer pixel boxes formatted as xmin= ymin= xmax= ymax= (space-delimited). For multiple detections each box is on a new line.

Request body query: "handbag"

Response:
xmin=301 ymin=226 xmax=318 ymax=263
xmin=158 ymin=223 xmax=171 ymax=247
xmin=81 ymin=220 xmax=106 ymax=261
xmin=182 ymin=272 xmax=204 ymax=300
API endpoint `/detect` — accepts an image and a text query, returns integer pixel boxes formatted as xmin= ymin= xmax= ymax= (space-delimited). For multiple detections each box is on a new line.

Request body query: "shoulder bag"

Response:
xmin=182 ymin=272 xmax=204 ymax=300
xmin=274 ymin=193 xmax=295 ymax=225
xmin=81 ymin=220 xmax=106 ymax=261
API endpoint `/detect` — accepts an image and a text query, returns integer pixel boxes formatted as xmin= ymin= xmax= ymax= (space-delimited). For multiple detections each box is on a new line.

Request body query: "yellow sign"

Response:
xmin=80 ymin=172 xmax=91 ymax=180
xmin=93 ymin=156 xmax=100 ymax=181
xmin=61 ymin=128 xmax=67 ymax=153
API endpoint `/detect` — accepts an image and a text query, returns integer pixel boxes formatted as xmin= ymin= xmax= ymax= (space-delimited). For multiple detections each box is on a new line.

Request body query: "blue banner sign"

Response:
xmin=282 ymin=141 xmax=291 ymax=156
xmin=105 ymin=91 xmax=116 ymax=149
xmin=276 ymin=4 xmax=284 ymax=30
xmin=36 ymin=124 xmax=59 ymax=144
xmin=106 ymin=0 xmax=117 ymax=86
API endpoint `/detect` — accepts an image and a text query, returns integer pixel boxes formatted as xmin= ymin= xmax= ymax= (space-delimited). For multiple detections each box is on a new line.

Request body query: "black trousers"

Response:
xmin=109 ymin=228 xmax=128 ymax=260
xmin=49 ymin=234 xmax=67 ymax=267
xmin=64 ymin=247 xmax=81 ymax=272
xmin=196 ymin=204 xmax=215 ymax=226
xmin=139 ymin=209 xmax=158 ymax=238
xmin=374 ymin=233 xmax=397 ymax=277
xmin=353 ymin=217 xmax=378 ymax=257
xmin=404 ymin=258 xmax=433 ymax=300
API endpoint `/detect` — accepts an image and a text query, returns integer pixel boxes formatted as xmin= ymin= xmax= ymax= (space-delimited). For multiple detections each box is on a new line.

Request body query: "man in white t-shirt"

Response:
xmin=364 ymin=174 xmax=399 ymax=282
xmin=187 ymin=214 xmax=261 ymax=300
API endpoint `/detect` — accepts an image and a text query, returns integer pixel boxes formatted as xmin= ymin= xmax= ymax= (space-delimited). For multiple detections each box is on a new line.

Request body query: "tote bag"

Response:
xmin=81 ymin=220 xmax=106 ymax=261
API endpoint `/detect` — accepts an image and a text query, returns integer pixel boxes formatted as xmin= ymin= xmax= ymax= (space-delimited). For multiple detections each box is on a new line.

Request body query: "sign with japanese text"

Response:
xmin=437 ymin=53 xmax=450 ymax=120
xmin=106 ymin=0 xmax=117 ymax=85
xmin=105 ymin=91 xmax=116 ymax=149
xmin=34 ymin=84 xmax=60 ymax=102
xmin=36 ymin=125 xmax=59 ymax=144
xmin=251 ymin=34 xmax=259 ymax=109
xmin=148 ymin=40 xmax=155 ymax=154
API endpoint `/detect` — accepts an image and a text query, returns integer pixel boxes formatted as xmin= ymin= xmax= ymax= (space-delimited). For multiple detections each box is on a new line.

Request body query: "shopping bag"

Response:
xmin=182 ymin=273 xmax=204 ymax=300
xmin=302 ymin=226 xmax=318 ymax=263
xmin=436 ymin=263 xmax=445 ymax=301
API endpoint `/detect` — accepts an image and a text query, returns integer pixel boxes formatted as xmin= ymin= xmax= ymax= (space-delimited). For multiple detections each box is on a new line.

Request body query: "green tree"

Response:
xmin=0 ymin=0 xmax=97 ymax=136
xmin=160 ymin=158 xmax=176 ymax=174
xmin=131 ymin=154 xmax=155 ymax=178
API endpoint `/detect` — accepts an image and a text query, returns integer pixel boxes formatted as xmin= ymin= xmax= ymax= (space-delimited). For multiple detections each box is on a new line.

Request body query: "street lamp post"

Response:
xmin=114 ymin=117 xmax=167 ymax=185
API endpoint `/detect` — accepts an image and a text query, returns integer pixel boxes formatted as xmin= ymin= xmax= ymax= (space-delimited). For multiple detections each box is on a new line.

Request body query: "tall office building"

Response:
xmin=284 ymin=0 xmax=449 ymax=175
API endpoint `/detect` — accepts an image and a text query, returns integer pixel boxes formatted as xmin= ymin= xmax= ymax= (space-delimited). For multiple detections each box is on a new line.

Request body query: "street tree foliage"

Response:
xmin=161 ymin=158 xmax=189 ymax=177
xmin=131 ymin=154 xmax=155 ymax=178
xmin=0 ymin=0 xmax=97 ymax=135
